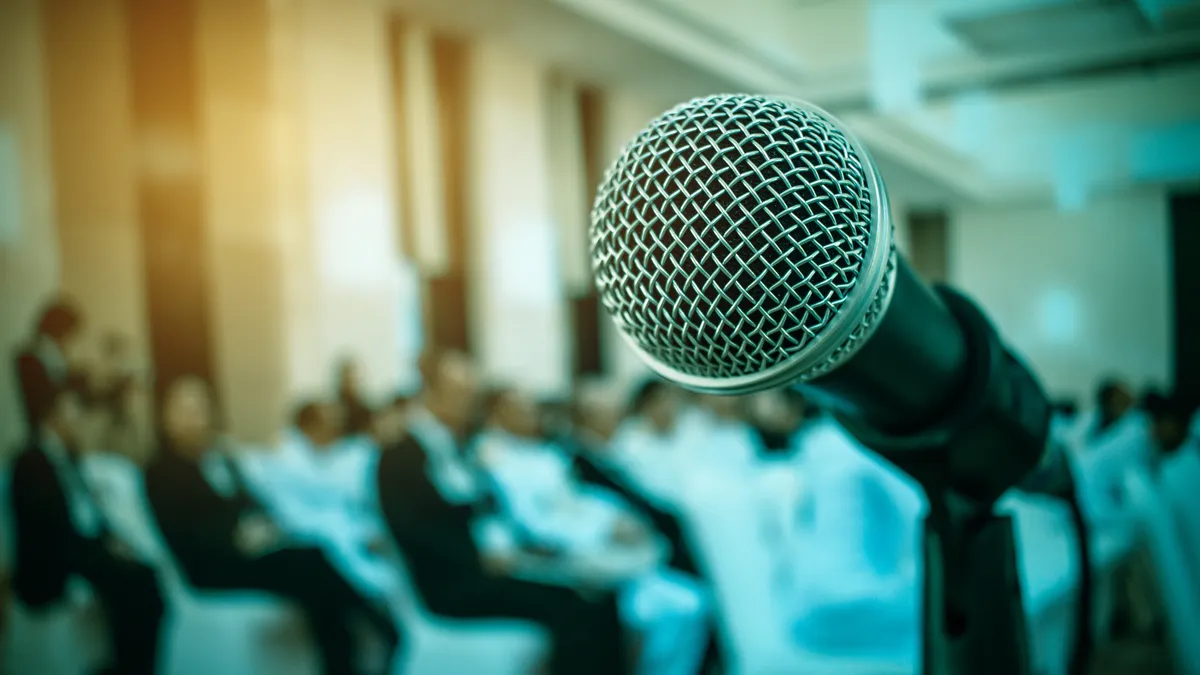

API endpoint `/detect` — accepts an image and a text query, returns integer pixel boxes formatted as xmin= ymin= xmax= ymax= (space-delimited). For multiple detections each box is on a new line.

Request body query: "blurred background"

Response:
xmin=0 ymin=0 xmax=1197 ymax=674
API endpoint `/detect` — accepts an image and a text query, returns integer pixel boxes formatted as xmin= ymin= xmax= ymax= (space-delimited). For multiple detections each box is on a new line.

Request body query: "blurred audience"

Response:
xmin=9 ymin=387 xmax=166 ymax=675
xmin=474 ymin=386 xmax=710 ymax=675
xmin=375 ymin=350 xmax=631 ymax=675
xmin=144 ymin=377 xmax=401 ymax=675
xmin=4 ymin=292 xmax=1198 ymax=675
xmin=14 ymin=299 xmax=89 ymax=436
xmin=608 ymin=380 xmax=686 ymax=503
xmin=89 ymin=332 xmax=146 ymax=461
xmin=1093 ymin=378 xmax=1137 ymax=443
xmin=747 ymin=389 xmax=808 ymax=458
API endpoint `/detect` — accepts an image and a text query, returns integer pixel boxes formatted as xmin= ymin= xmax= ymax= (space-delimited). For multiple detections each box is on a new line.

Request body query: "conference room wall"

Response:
xmin=39 ymin=0 xmax=149 ymax=390
xmin=0 ymin=0 xmax=60 ymax=458
xmin=466 ymin=39 xmax=572 ymax=398
xmin=269 ymin=0 xmax=403 ymax=410
xmin=949 ymin=189 xmax=1172 ymax=404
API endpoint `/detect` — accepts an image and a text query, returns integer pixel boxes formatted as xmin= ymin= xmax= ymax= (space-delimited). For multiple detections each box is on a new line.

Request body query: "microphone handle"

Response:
xmin=807 ymin=258 xmax=1051 ymax=507
xmin=812 ymin=279 xmax=1057 ymax=675
xmin=806 ymin=257 xmax=970 ymax=435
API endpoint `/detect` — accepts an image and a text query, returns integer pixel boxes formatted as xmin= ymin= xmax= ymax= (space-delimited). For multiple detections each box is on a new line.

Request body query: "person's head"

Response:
xmin=1146 ymin=393 xmax=1192 ymax=455
xmin=40 ymin=388 xmax=85 ymax=447
xmin=161 ymin=376 xmax=215 ymax=458
xmin=630 ymin=378 xmax=678 ymax=434
xmin=1096 ymin=378 xmax=1134 ymax=422
xmin=369 ymin=403 xmax=409 ymax=446
xmin=420 ymin=349 xmax=480 ymax=434
xmin=484 ymin=387 xmax=542 ymax=439
xmin=36 ymin=299 xmax=83 ymax=349
xmin=537 ymin=398 xmax=572 ymax=441
xmin=748 ymin=389 xmax=806 ymax=434
xmin=572 ymin=393 xmax=624 ymax=443
xmin=294 ymin=400 xmax=342 ymax=450
xmin=700 ymin=394 xmax=745 ymax=421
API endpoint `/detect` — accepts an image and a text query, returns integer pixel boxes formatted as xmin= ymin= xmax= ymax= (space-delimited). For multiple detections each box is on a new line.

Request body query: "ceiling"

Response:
xmin=390 ymin=0 xmax=1200 ymax=207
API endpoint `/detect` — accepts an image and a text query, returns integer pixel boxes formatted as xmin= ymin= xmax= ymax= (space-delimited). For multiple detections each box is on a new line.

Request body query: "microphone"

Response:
xmin=589 ymin=94 xmax=1087 ymax=675
xmin=589 ymin=93 xmax=1049 ymax=507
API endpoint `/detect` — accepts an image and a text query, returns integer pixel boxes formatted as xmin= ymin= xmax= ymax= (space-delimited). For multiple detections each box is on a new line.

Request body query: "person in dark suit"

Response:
xmin=143 ymin=376 xmax=401 ymax=675
xmin=376 ymin=350 xmax=631 ymax=675
xmin=14 ymin=299 xmax=90 ymax=438
xmin=9 ymin=387 xmax=166 ymax=675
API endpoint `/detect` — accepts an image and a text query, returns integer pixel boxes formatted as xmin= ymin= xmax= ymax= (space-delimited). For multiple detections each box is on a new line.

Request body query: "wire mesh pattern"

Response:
xmin=590 ymin=94 xmax=878 ymax=381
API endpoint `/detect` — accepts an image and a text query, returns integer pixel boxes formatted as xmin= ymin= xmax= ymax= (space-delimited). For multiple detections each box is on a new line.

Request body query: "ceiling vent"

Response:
xmin=944 ymin=0 xmax=1155 ymax=55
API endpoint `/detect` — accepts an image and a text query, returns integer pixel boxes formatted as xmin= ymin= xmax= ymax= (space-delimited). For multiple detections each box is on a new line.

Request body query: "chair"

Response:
xmin=0 ymin=466 xmax=107 ymax=675
xmin=117 ymin=469 xmax=319 ymax=675
xmin=379 ymin=541 xmax=547 ymax=675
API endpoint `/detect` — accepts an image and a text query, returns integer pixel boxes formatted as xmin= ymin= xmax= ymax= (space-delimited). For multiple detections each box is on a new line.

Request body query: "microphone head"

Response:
xmin=590 ymin=94 xmax=897 ymax=395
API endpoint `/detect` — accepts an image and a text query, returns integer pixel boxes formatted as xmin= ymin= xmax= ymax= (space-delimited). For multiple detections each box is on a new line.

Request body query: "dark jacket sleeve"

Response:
xmin=572 ymin=448 xmax=703 ymax=576
xmin=9 ymin=451 xmax=74 ymax=608
xmin=15 ymin=352 xmax=55 ymax=438
xmin=143 ymin=454 xmax=248 ymax=578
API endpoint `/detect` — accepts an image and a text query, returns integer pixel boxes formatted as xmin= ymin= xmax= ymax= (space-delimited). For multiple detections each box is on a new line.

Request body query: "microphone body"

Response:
xmin=589 ymin=94 xmax=1081 ymax=675
xmin=590 ymin=93 xmax=1050 ymax=507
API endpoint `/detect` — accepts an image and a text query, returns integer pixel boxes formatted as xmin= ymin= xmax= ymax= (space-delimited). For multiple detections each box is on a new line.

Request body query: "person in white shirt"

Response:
xmin=1151 ymin=395 xmax=1200 ymax=600
xmin=608 ymin=380 xmax=688 ymax=504
xmin=239 ymin=400 xmax=396 ymax=599
xmin=375 ymin=350 xmax=632 ymax=675
xmin=475 ymin=387 xmax=710 ymax=675
xmin=784 ymin=414 xmax=923 ymax=657
xmin=675 ymin=395 xmax=760 ymax=472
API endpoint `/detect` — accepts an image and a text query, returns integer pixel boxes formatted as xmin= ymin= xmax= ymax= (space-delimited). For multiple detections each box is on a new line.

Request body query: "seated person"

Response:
xmin=256 ymin=402 xmax=376 ymax=512
xmin=238 ymin=400 xmax=396 ymax=598
xmin=9 ymin=387 xmax=165 ymax=675
xmin=607 ymin=380 xmax=687 ymax=504
xmin=675 ymin=394 xmax=760 ymax=471
xmin=143 ymin=376 xmax=401 ymax=675
xmin=571 ymin=388 xmax=728 ymax=675
xmin=376 ymin=350 xmax=632 ymax=675
xmin=784 ymin=414 xmax=923 ymax=656
xmin=475 ymin=386 xmax=710 ymax=675
xmin=570 ymin=389 xmax=703 ymax=576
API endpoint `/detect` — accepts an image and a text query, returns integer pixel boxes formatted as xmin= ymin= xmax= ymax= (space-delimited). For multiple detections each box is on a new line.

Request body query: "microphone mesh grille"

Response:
xmin=591 ymin=94 xmax=877 ymax=381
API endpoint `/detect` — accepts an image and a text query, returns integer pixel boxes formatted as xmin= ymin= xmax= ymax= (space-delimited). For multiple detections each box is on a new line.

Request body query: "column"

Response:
xmin=0 ymin=0 xmax=60 ymax=454
xmin=125 ymin=0 xmax=216 ymax=401
xmin=278 ymin=0 xmax=402 ymax=400
xmin=468 ymin=41 xmax=570 ymax=397
xmin=198 ymin=0 xmax=290 ymax=440
xmin=42 ymin=0 xmax=146 ymax=365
